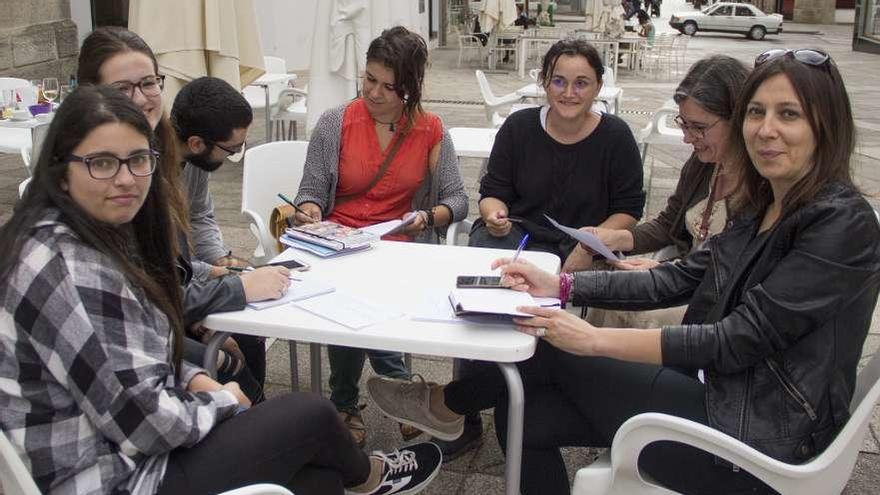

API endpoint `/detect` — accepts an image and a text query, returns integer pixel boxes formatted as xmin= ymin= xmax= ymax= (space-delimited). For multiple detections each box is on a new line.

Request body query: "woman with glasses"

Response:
xmin=76 ymin=27 xmax=287 ymax=404
xmin=471 ymin=39 xmax=644 ymax=272
xmin=0 ymin=85 xmax=442 ymax=495
xmin=293 ymin=26 xmax=468 ymax=448
xmin=368 ymin=49 xmax=880 ymax=494
xmin=568 ymin=55 xmax=749 ymax=328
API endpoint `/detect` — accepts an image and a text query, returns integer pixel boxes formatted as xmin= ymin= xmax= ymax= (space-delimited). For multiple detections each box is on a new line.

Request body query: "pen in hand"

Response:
xmin=511 ymin=233 xmax=529 ymax=264
xmin=277 ymin=193 xmax=316 ymax=223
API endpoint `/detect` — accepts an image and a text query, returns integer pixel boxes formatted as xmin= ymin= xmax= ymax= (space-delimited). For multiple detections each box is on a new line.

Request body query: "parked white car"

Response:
xmin=669 ymin=2 xmax=783 ymax=40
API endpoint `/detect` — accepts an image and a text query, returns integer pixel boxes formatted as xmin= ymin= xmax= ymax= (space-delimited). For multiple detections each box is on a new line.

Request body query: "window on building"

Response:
xmin=864 ymin=0 xmax=880 ymax=40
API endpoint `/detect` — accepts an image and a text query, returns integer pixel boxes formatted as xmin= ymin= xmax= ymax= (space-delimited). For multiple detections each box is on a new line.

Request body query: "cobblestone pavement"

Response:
xmin=0 ymin=3 xmax=878 ymax=492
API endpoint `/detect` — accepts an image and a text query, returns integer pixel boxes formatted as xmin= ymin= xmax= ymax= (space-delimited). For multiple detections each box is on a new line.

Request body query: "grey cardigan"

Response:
xmin=294 ymin=103 xmax=468 ymax=243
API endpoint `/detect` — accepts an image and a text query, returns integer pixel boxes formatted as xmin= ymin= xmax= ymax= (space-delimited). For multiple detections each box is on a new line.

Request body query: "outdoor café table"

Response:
xmin=449 ymin=126 xmax=499 ymax=159
xmin=203 ymin=240 xmax=561 ymax=495
xmin=247 ymin=72 xmax=297 ymax=142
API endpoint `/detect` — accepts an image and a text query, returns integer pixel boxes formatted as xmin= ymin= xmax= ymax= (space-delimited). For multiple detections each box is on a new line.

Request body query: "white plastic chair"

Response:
xmin=475 ymin=70 xmax=522 ymax=127
xmin=271 ymin=86 xmax=308 ymax=141
xmin=18 ymin=176 xmax=31 ymax=199
xmin=458 ymin=34 xmax=486 ymax=67
xmin=242 ymin=56 xmax=294 ymax=110
xmin=241 ymin=140 xmax=310 ymax=262
xmin=597 ymin=65 xmax=623 ymax=115
xmin=572 ymin=348 xmax=880 ymax=495
xmin=445 ymin=218 xmax=475 ymax=247
xmin=637 ymin=100 xmax=686 ymax=164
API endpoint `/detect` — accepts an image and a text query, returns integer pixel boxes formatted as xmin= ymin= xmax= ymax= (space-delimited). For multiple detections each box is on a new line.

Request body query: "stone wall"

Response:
xmin=793 ymin=0 xmax=836 ymax=23
xmin=0 ymin=0 xmax=78 ymax=82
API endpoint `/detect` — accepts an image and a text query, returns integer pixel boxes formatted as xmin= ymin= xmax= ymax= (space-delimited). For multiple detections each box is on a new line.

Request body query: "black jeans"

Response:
xmin=157 ymin=392 xmax=371 ymax=495
xmin=444 ymin=341 xmax=778 ymax=495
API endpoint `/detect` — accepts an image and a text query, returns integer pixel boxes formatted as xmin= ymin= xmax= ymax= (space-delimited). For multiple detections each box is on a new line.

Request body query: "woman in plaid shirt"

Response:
xmin=0 ymin=86 xmax=441 ymax=495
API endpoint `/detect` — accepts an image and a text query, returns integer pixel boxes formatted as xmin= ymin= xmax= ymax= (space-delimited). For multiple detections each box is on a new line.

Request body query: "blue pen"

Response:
xmin=511 ymin=233 xmax=529 ymax=263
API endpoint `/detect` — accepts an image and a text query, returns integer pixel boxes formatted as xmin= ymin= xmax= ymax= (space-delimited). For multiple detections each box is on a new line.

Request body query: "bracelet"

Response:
xmin=559 ymin=273 xmax=574 ymax=309
xmin=424 ymin=208 xmax=435 ymax=227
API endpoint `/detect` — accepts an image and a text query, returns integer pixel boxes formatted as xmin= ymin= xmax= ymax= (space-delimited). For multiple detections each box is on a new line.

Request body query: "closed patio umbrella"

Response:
xmin=306 ymin=0 xmax=419 ymax=136
xmin=128 ymin=0 xmax=265 ymax=105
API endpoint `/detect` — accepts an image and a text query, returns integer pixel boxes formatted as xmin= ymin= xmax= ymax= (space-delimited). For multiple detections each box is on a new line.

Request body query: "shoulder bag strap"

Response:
xmin=336 ymin=132 xmax=408 ymax=206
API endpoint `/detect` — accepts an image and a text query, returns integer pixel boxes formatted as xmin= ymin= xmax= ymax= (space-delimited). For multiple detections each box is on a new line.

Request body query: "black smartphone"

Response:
xmin=263 ymin=259 xmax=310 ymax=271
xmin=456 ymin=275 xmax=503 ymax=289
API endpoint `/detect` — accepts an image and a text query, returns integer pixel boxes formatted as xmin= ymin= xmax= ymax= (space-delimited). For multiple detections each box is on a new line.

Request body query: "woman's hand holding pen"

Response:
xmin=293 ymin=202 xmax=322 ymax=225
xmin=240 ymin=266 xmax=291 ymax=302
xmin=491 ymin=257 xmax=560 ymax=297
xmin=485 ymin=209 xmax=513 ymax=237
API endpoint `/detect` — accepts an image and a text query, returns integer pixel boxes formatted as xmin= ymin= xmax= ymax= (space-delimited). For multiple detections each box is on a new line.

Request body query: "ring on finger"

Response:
xmin=536 ymin=327 xmax=547 ymax=338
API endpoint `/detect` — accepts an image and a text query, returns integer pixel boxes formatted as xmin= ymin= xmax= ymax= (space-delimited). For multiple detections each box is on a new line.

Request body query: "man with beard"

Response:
xmin=171 ymin=76 xmax=252 ymax=280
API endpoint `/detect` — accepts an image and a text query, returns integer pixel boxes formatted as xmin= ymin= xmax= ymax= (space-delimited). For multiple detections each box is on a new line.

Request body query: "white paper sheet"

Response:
xmin=246 ymin=278 xmax=336 ymax=310
xmin=544 ymin=214 xmax=622 ymax=261
xmin=294 ymin=291 xmax=403 ymax=329
xmin=361 ymin=212 xmax=419 ymax=238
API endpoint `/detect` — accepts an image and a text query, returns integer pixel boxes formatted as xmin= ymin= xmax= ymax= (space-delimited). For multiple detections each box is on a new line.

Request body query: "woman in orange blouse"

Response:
xmin=294 ymin=26 xmax=468 ymax=446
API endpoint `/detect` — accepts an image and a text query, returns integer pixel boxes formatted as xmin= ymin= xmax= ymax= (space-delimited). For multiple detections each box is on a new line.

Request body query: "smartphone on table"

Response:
xmin=260 ymin=258 xmax=310 ymax=271
xmin=456 ymin=275 xmax=503 ymax=289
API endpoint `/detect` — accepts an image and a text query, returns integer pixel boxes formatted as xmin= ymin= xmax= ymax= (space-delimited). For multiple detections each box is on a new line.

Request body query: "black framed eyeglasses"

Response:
xmin=66 ymin=150 xmax=159 ymax=180
xmin=754 ymin=49 xmax=830 ymax=68
xmin=203 ymin=138 xmax=247 ymax=162
xmin=674 ymin=115 xmax=721 ymax=140
xmin=110 ymin=75 xmax=166 ymax=98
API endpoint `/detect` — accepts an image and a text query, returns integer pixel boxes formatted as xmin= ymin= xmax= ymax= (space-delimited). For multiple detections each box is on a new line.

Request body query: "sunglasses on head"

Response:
xmin=754 ymin=49 xmax=830 ymax=68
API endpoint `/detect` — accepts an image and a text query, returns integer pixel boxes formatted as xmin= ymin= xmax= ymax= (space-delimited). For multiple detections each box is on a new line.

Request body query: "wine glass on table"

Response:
xmin=42 ymin=78 xmax=59 ymax=108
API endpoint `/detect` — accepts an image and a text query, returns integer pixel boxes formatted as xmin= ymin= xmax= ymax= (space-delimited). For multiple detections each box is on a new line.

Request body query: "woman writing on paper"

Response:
xmin=0 ymin=85 xmax=442 ymax=495
xmin=293 ymin=26 xmax=468 ymax=447
xmin=367 ymin=49 xmax=880 ymax=494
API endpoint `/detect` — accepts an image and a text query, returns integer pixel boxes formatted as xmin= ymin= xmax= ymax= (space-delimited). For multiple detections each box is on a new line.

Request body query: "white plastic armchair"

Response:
xmin=445 ymin=218 xmax=475 ymax=246
xmin=475 ymin=70 xmax=522 ymax=127
xmin=272 ymin=87 xmax=308 ymax=141
xmin=637 ymin=99 xmax=685 ymax=164
xmin=218 ymin=484 xmax=294 ymax=495
xmin=241 ymin=140 xmax=310 ymax=262
xmin=572 ymin=348 xmax=880 ymax=495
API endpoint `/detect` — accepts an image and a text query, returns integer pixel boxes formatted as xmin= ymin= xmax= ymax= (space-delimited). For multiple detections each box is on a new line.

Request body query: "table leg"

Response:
xmin=310 ymin=343 xmax=322 ymax=394
xmin=288 ymin=341 xmax=299 ymax=391
xmin=263 ymin=84 xmax=272 ymax=143
xmin=497 ymin=362 xmax=524 ymax=495
xmin=203 ymin=331 xmax=231 ymax=379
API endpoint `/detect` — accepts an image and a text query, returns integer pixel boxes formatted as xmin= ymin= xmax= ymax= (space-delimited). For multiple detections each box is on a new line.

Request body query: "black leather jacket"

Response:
xmin=176 ymin=240 xmax=246 ymax=329
xmin=573 ymin=183 xmax=880 ymax=463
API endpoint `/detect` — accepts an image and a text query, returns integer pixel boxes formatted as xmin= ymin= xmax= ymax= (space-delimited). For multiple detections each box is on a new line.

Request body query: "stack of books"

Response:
xmin=280 ymin=221 xmax=376 ymax=257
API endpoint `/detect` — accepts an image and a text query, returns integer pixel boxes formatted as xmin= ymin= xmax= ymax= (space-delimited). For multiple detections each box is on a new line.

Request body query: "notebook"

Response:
xmin=247 ymin=278 xmax=336 ymax=310
xmin=285 ymin=222 xmax=376 ymax=251
xmin=361 ymin=212 xmax=419 ymax=238
xmin=280 ymin=234 xmax=372 ymax=258
xmin=448 ymin=288 xmax=538 ymax=317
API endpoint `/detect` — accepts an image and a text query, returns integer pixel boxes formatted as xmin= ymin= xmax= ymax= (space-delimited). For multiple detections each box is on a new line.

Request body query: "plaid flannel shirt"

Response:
xmin=0 ymin=210 xmax=239 ymax=494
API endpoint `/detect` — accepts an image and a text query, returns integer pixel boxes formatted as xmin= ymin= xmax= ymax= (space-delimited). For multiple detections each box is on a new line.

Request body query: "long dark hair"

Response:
xmin=0 ymin=85 xmax=185 ymax=370
xmin=78 ymin=26 xmax=189 ymax=242
xmin=730 ymin=53 xmax=855 ymax=215
xmin=366 ymin=26 xmax=429 ymax=128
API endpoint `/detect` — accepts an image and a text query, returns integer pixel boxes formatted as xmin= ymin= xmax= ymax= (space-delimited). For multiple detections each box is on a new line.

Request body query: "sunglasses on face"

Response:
xmin=754 ymin=49 xmax=830 ymax=68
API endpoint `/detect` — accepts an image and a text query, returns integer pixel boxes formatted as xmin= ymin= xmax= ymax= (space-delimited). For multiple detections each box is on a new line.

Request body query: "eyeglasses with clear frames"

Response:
xmin=547 ymin=77 xmax=593 ymax=95
xmin=674 ymin=115 xmax=721 ymax=140
xmin=110 ymin=75 xmax=166 ymax=98
xmin=65 ymin=150 xmax=159 ymax=180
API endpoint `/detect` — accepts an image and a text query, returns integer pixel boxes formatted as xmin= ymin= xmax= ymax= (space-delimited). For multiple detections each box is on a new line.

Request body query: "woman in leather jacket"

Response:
xmin=365 ymin=50 xmax=880 ymax=494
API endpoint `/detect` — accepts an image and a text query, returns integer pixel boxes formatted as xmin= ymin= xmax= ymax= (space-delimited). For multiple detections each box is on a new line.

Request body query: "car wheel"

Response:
xmin=683 ymin=21 xmax=697 ymax=36
xmin=748 ymin=25 xmax=766 ymax=40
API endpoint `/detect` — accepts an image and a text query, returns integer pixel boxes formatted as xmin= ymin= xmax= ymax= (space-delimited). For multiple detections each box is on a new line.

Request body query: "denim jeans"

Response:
xmin=328 ymin=345 xmax=410 ymax=413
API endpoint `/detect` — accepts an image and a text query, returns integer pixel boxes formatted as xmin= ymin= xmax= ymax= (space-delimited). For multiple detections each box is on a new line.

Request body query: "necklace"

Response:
xmin=373 ymin=114 xmax=403 ymax=132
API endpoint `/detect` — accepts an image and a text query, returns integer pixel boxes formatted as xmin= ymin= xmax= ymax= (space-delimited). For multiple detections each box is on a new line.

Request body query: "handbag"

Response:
xmin=269 ymin=133 xmax=409 ymax=252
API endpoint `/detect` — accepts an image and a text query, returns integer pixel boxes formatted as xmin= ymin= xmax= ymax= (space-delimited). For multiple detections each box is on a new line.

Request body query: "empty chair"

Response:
xmin=572 ymin=346 xmax=880 ymax=495
xmin=242 ymin=56 xmax=294 ymax=111
xmin=597 ymin=65 xmax=623 ymax=114
xmin=637 ymin=99 xmax=686 ymax=164
xmin=271 ymin=86 xmax=308 ymax=141
xmin=458 ymin=33 xmax=486 ymax=67
xmin=475 ymin=69 xmax=522 ymax=127
xmin=241 ymin=140 xmax=310 ymax=261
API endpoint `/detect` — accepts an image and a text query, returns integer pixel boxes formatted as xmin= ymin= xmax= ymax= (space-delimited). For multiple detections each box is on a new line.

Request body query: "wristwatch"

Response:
xmin=424 ymin=208 xmax=435 ymax=227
